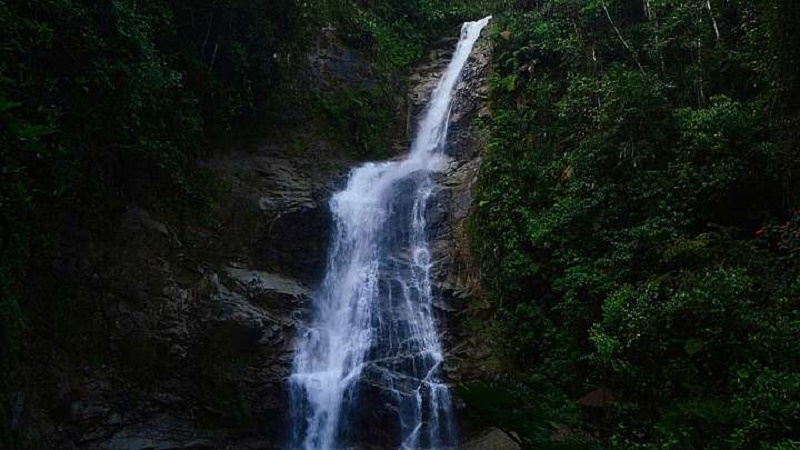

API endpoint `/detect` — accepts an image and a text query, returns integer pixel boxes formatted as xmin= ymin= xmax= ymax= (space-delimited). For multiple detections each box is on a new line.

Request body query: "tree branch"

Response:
xmin=706 ymin=0 xmax=721 ymax=46
xmin=601 ymin=1 xmax=645 ymax=75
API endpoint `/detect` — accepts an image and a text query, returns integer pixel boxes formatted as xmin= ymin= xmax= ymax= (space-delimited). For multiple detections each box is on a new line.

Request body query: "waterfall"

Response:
xmin=289 ymin=16 xmax=491 ymax=450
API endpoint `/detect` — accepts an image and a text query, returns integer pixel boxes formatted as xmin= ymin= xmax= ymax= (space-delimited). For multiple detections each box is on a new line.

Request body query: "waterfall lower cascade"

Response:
xmin=289 ymin=16 xmax=491 ymax=450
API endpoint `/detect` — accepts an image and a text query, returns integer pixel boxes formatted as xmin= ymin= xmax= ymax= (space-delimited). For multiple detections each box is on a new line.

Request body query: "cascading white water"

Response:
xmin=289 ymin=16 xmax=491 ymax=450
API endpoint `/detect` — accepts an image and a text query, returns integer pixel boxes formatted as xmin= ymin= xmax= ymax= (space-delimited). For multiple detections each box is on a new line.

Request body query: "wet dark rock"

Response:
xmin=419 ymin=27 xmax=502 ymax=448
xmin=15 ymin=145 xmax=326 ymax=448
xmin=461 ymin=428 xmax=521 ymax=450
xmin=122 ymin=206 xmax=179 ymax=245
xmin=307 ymin=28 xmax=381 ymax=92
xmin=10 ymin=391 xmax=24 ymax=431
xmin=256 ymin=204 xmax=331 ymax=284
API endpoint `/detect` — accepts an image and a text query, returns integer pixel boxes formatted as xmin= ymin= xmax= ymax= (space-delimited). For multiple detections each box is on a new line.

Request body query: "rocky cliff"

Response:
xmin=427 ymin=30 xmax=519 ymax=450
xmin=10 ymin=26 xmax=505 ymax=450
xmin=17 ymin=141 xmax=347 ymax=450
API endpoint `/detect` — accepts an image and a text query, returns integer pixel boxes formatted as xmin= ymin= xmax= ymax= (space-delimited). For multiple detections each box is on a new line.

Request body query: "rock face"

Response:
xmin=419 ymin=28 xmax=511 ymax=449
xmin=425 ymin=28 xmax=521 ymax=450
xmin=426 ymin=30 xmax=495 ymax=384
xmin=307 ymin=27 xmax=383 ymax=92
xmin=461 ymin=428 xmax=521 ymax=450
xmin=400 ymin=27 xmax=505 ymax=449
xmin=16 ymin=145 xmax=345 ymax=449
xmin=204 ymin=150 xmax=342 ymax=284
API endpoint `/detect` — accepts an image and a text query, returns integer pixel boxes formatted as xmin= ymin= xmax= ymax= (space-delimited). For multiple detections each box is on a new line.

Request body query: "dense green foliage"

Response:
xmin=0 ymin=2 xmax=299 ymax=437
xmin=473 ymin=0 xmax=799 ymax=448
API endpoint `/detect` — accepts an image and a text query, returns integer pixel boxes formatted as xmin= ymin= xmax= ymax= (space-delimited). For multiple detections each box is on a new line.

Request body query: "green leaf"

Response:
xmin=18 ymin=125 xmax=52 ymax=140
xmin=684 ymin=338 xmax=705 ymax=356
xmin=0 ymin=100 xmax=21 ymax=113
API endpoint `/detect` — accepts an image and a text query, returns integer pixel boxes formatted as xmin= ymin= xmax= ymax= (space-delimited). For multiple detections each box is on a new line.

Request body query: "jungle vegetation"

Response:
xmin=469 ymin=0 xmax=800 ymax=448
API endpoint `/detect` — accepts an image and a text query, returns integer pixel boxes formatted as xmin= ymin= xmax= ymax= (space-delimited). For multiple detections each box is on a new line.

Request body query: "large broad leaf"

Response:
xmin=0 ymin=100 xmax=21 ymax=113
xmin=18 ymin=125 xmax=52 ymax=140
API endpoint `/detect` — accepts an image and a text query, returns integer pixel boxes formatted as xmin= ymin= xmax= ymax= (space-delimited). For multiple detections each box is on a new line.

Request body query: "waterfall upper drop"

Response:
xmin=289 ymin=16 xmax=491 ymax=450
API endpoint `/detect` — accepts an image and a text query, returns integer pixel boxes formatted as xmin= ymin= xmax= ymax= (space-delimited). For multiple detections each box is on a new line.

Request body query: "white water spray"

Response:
xmin=289 ymin=16 xmax=491 ymax=450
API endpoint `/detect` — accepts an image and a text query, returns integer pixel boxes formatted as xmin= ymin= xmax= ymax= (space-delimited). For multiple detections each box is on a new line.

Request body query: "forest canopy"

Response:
xmin=469 ymin=0 xmax=800 ymax=448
